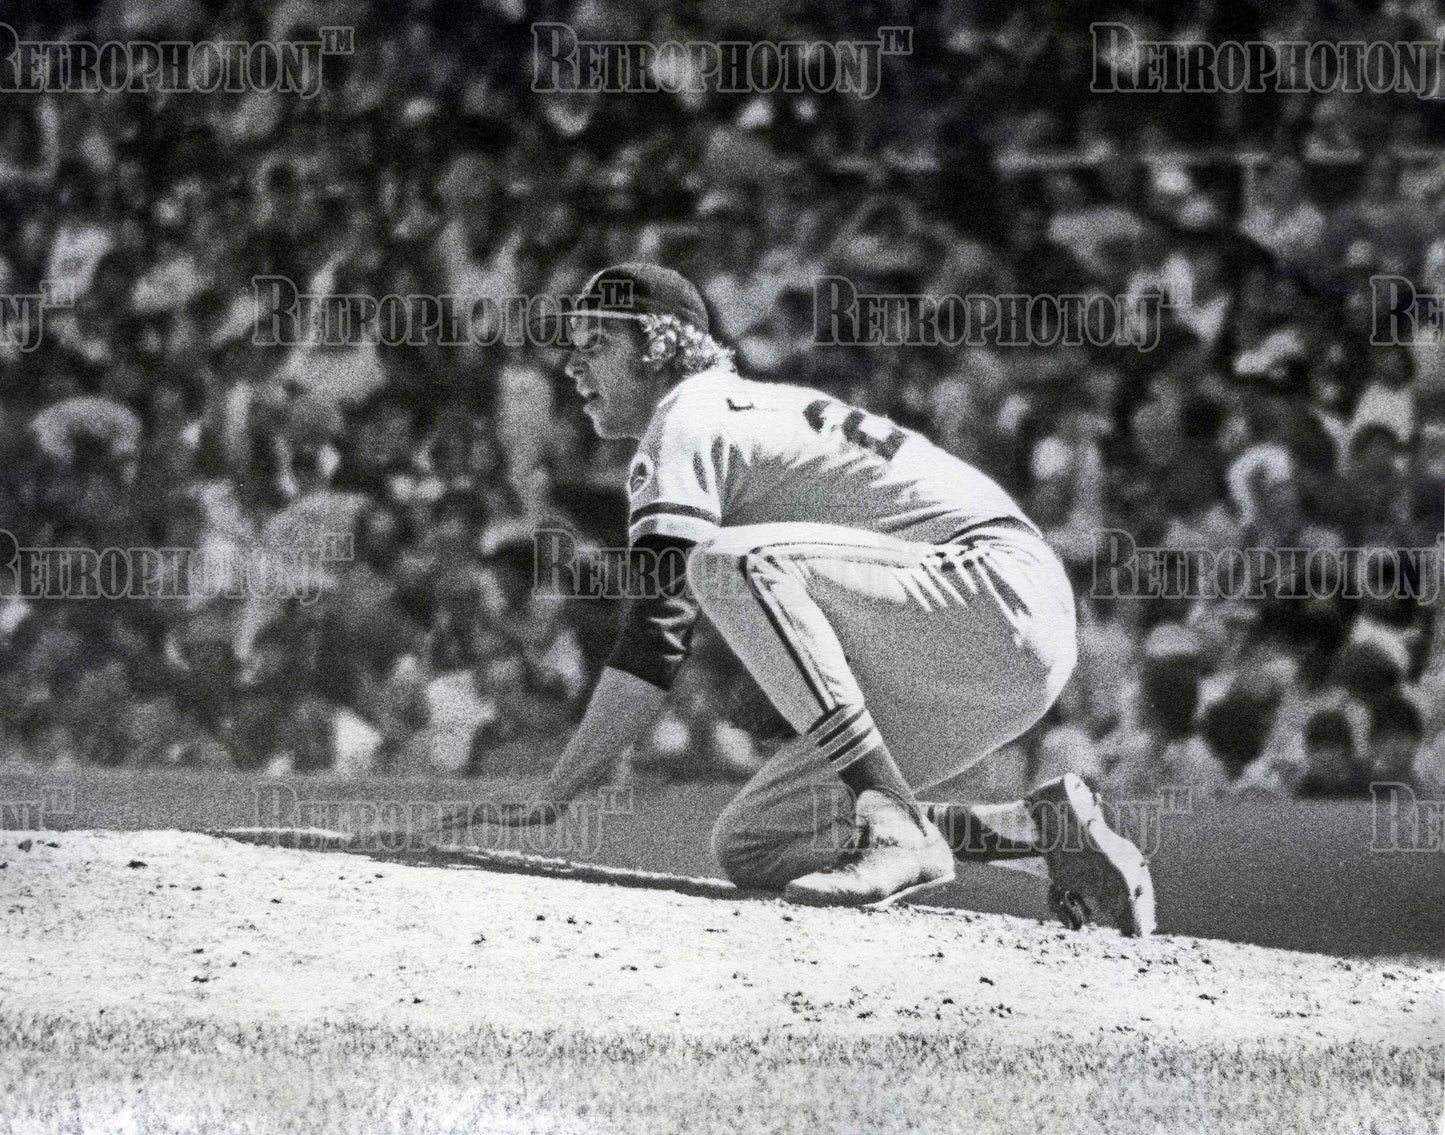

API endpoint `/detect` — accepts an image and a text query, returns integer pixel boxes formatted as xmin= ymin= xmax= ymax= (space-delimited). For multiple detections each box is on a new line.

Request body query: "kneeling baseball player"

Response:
xmin=485 ymin=264 xmax=1154 ymax=935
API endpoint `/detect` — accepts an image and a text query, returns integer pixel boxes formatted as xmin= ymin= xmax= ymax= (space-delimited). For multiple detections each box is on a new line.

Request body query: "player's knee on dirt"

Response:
xmin=710 ymin=808 xmax=793 ymax=892
xmin=711 ymin=794 xmax=853 ymax=892
xmin=710 ymin=794 xmax=766 ymax=887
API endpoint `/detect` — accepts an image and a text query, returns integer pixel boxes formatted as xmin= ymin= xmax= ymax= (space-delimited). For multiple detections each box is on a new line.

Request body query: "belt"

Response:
xmin=943 ymin=515 xmax=1041 ymax=545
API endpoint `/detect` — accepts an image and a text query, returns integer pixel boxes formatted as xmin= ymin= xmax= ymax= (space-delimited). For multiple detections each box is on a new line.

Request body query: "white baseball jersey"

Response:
xmin=626 ymin=368 xmax=1033 ymax=547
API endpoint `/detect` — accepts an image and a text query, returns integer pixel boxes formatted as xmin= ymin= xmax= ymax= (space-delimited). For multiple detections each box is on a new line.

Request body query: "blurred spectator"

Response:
xmin=1099 ymin=623 xmax=1230 ymax=795
xmin=1240 ymin=158 xmax=1326 ymax=267
xmin=1296 ymin=704 xmax=1373 ymax=798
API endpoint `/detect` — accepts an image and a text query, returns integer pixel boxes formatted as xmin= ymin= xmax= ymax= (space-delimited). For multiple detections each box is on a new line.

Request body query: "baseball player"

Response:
xmin=492 ymin=263 xmax=1154 ymax=934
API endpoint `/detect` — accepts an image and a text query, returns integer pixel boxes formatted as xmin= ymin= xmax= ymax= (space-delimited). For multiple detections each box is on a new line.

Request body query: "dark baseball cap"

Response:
xmin=531 ymin=263 xmax=710 ymax=346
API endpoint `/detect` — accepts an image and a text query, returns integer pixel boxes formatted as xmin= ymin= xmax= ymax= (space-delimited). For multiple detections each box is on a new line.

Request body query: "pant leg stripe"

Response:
xmin=828 ymin=731 xmax=886 ymax=770
xmin=818 ymin=716 xmax=877 ymax=763
xmin=810 ymin=705 xmax=867 ymax=748
xmin=741 ymin=551 xmax=834 ymax=717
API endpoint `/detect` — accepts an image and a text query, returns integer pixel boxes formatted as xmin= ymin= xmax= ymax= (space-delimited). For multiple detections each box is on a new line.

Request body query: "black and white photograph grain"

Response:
xmin=0 ymin=0 xmax=1441 ymax=1131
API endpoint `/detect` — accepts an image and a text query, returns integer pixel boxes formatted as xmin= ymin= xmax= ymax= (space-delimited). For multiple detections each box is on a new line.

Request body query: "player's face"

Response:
xmin=564 ymin=320 xmax=658 ymax=440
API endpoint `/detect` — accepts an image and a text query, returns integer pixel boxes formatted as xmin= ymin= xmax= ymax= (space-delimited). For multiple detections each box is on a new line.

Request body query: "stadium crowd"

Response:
xmin=1 ymin=0 xmax=1444 ymax=797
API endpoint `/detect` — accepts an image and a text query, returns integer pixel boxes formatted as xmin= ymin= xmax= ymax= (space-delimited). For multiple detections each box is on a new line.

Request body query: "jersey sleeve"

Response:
xmin=626 ymin=394 xmax=729 ymax=545
xmin=605 ymin=534 xmax=700 ymax=691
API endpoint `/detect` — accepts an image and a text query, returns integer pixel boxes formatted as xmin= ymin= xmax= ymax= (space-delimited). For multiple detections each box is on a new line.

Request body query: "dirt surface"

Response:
xmin=1 ymin=830 xmax=1439 ymax=1049
xmin=4 ymin=767 xmax=1443 ymax=960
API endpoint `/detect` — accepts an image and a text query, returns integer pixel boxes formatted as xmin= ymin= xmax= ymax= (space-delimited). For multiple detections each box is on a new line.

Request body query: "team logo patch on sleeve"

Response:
xmin=628 ymin=454 xmax=655 ymax=497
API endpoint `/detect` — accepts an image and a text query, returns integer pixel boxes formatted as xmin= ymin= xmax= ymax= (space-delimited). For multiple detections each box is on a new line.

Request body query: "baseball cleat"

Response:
xmin=1028 ymin=774 xmax=1156 ymax=937
xmin=783 ymin=790 xmax=955 ymax=908
xmin=1046 ymin=884 xmax=1089 ymax=931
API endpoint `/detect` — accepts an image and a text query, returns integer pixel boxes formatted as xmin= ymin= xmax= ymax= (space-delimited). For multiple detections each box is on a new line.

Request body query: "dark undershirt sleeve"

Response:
xmin=605 ymin=534 xmax=700 ymax=691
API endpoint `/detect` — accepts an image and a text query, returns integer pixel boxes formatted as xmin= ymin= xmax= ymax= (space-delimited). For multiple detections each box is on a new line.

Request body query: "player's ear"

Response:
xmin=641 ymin=334 xmax=674 ymax=369
xmin=638 ymin=318 xmax=680 ymax=373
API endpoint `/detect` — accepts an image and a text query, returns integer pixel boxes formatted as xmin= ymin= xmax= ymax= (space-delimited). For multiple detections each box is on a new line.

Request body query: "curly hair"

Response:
xmin=637 ymin=313 xmax=736 ymax=379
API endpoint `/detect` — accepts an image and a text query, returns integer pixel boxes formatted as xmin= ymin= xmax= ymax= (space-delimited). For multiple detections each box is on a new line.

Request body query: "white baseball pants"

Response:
xmin=688 ymin=522 xmax=1077 ymax=890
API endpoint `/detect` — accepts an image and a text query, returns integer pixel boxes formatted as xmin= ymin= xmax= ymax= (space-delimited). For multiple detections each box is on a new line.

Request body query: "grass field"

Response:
xmin=4 ymin=1012 xmax=1437 ymax=1134
xmin=0 ymin=829 xmax=1440 ymax=1134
